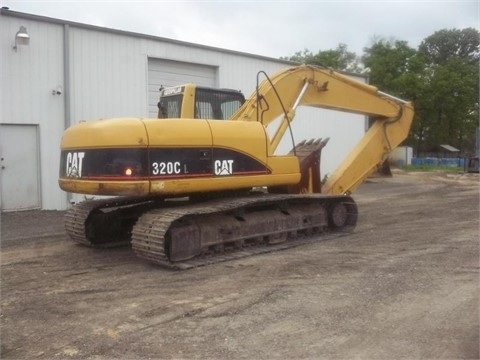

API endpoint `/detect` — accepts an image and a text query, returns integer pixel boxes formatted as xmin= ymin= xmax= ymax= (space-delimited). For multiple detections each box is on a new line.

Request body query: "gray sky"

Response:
xmin=2 ymin=0 xmax=479 ymax=59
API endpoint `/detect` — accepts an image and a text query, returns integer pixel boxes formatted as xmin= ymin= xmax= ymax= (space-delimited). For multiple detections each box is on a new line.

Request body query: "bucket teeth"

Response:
xmin=286 ymin=138 xmax=330 ymax=194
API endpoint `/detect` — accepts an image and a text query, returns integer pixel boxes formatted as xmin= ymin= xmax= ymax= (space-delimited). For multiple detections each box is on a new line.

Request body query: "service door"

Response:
xmin=0 ymin=124 xmax=41 ymax=211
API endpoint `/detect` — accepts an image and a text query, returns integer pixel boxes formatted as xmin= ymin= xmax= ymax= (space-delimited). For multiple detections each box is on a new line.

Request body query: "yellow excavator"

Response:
xmin=59 ymin=65 xmax=414 ymax=269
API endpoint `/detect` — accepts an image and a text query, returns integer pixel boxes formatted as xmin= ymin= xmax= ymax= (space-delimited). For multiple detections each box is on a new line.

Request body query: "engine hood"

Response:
xmin=61 ymin=118 xmax=148 ymax=149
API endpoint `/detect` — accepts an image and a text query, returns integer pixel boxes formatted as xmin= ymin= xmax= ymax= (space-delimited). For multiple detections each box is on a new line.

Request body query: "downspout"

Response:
xmin=63 ymin=23 xmax=73 ymax=205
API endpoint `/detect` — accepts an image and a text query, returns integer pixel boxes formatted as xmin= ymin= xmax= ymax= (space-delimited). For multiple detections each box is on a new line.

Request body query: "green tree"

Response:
xmin=419 ymin=28 xmax=479 ymax=65
xmin=284 ymin=28 xmax=479 ymax=154
xmin=418 ymin=28 xmax=479 ymax=153
xmin=282 ymin=43 xmax=361 ymax=72
xmin=362 ymin=39 xmax=420 ymax=97
xmin=362 ymin=39 xmax=426 ymax=149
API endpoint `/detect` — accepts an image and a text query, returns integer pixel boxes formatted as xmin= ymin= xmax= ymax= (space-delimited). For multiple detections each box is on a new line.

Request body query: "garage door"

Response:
xmin=147 ymin=58 xmax=217 ymax=117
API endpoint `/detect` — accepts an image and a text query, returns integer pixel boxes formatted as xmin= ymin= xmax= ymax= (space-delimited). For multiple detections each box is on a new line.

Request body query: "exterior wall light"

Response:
xmin=13 ymin=26 xmax=29 ymax=51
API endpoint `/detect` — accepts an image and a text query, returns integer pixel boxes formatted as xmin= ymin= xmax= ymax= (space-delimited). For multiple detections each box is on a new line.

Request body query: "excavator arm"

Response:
xmin=231 ymin=64 xmax=414 ymax=194
xmin=322 ymin=97 xmax=413 ymax=194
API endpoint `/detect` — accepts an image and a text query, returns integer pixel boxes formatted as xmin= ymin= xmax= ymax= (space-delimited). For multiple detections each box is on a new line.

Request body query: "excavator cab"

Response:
xmin=157 ymin=83 xmax=325 ymax=194
xmin=158 ymin=84 xmax=245 ymax=120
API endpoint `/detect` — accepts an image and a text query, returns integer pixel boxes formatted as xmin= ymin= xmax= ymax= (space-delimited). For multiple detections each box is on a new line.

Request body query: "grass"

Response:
xmin=400 ymin=164 xmax=463 ymax=173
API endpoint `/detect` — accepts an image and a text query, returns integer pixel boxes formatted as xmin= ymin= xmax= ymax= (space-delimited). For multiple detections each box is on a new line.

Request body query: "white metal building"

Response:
xmin=0 ymin=9 xmax=367 ymax=211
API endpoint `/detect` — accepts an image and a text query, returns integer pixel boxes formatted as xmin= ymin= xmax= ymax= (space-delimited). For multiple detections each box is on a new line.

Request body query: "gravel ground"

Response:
xmin=1 ymin=170 xmax=479 ymax=359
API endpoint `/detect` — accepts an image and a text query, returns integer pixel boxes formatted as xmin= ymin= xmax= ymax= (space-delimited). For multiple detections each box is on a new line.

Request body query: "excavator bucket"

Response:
xmin=269 ymin=138 xmax=329 ymax=194
xmin=371 ymin=159 xmax=393 ymax=177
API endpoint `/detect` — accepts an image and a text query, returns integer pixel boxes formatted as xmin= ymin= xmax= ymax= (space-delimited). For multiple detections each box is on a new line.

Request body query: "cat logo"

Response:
xmin=214 ymin=159 xmax=234 ymax=176
xmin=65 ymin=151 xmax=85 ymax=178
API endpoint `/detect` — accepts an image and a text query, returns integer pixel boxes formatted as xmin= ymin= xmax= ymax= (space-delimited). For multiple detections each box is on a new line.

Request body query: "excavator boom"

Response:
xmin=229 ymin=65 xmax=414 ymax=194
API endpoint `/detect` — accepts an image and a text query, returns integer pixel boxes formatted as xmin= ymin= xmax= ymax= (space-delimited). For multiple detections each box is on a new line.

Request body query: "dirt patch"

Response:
xmin=1 ymin=171 xmax=479 ymax=359
xmin=1 ymin=210 xmax=65 ymax=243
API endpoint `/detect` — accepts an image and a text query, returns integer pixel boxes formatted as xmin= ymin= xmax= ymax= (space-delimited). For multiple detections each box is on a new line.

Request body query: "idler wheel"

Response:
xmin=329 ymin=202 xmax=348 ymax=228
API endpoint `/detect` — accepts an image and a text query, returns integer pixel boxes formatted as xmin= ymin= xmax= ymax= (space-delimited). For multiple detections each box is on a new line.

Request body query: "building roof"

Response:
xmin=440 ymin=144 xmax=460 ymax=152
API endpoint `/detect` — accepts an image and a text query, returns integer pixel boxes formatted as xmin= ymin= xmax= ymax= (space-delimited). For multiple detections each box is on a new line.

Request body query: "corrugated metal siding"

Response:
xmin=147 ymin=58 xmax=217 ymax=117
xmin=276 ymin=106 xmax=367 ymax=178
xmin=0 ymin=16 xmax=66 ymax=210
xmin=67 ymin=28 xmax=287 ymax=122
xmin=69 ymin=27 xmax=146 ymax=121
xmin=275 ymin=74 xmax=368 ymax=177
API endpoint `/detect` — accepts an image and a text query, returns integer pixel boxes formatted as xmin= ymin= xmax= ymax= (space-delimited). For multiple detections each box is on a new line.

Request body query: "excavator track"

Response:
xmin=64 ymin=196 xmax=159 ymax=248
xmin=131 ymin=194 xmax=357 ymax=269
xmin=65 ymin=193 xmax=357 ymax=269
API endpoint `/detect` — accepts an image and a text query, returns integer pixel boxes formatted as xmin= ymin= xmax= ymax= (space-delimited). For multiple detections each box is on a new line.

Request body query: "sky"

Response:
xmin=2 ymin=0 xmax=479 ymax=59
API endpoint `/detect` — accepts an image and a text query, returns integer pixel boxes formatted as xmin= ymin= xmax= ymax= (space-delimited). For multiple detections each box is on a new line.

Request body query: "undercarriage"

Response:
xmin=65 ymin=193 xmax=357 ymax=269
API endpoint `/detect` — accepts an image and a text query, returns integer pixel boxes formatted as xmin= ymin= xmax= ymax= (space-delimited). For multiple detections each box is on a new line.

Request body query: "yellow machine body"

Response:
xmin=60 ymin=65 xmax=414 ymax=198
xmin=59 ymin=118 xmax=300 ymax=196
